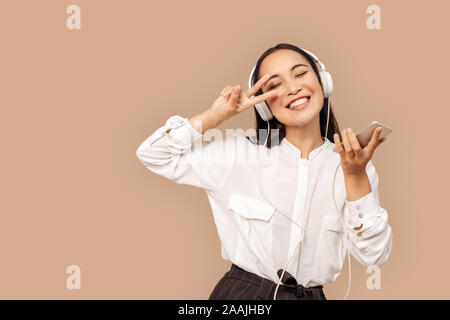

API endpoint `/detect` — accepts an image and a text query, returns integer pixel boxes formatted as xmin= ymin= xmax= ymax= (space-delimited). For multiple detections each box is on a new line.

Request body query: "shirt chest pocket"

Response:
xmin=227 ymin=192 xmax=276 ymax=222
xmin=227 ymin=192 xmax=276 ymax=258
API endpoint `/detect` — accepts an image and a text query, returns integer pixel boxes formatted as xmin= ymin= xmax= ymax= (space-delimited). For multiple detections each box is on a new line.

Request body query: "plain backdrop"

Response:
xmin=0 ymin=0 xmax=448 ymax=299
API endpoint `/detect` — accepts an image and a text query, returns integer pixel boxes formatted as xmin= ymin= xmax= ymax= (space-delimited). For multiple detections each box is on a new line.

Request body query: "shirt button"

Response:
xmin=357 ymin=232 xmax=363 ymax=237
xmin=358 ymin=213 xmax=363 ymax=218
xmin=356 ymin=205 xmax=360 ymax=209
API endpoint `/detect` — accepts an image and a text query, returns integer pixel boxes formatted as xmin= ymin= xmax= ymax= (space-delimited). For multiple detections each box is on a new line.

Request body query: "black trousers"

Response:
xmin=209 ymin=263 xmax=326 ymax=300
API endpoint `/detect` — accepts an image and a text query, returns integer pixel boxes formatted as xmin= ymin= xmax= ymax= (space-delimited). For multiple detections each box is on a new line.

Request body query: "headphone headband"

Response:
xmin=298 ymin=48 xmax=326 ymax=71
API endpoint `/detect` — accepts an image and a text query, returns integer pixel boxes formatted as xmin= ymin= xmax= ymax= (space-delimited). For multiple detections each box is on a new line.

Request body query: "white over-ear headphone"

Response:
xmin=247 ymin=48 xmax=334 ymax=147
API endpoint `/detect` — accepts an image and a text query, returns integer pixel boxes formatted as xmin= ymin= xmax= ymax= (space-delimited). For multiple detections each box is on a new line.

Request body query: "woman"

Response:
xmin=136 ymin=43 xmax=393 ymax=300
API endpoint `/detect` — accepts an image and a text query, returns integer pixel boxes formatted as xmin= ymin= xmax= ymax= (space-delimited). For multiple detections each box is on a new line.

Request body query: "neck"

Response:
xmin=284 ymin=115 xmax=325 ymax=160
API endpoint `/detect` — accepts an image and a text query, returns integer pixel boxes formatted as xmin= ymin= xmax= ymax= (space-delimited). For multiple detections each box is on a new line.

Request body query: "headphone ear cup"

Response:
xmin=319 ymin=71 xmax=333 ymax=99
xmin=255 ymin=101 xmax=273 ymax=121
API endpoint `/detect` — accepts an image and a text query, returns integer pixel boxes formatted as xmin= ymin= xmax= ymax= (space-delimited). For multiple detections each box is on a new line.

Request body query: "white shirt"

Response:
xmin=136 ymin=115 xmax=393 ymax=288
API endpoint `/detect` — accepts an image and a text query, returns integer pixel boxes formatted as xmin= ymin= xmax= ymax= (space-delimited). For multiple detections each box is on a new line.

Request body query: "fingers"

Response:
xmin=345 ymin=128 xmax=363 ymax=156
xmin=220 ymin=85 xmax=233 ymax=98
xmin=340 ymin=128 xmax=354 ymax=156
xmin=366 ymin=126 xmax=383 ymax=154
xmin=227 ymin=85 xmax=241 ymax=108
xmin=249 ymin=89 xmax=279 ymax=107
xmin=334 ymin=128 xmax=358 ymax=157
xmin=372 ymin=129 xmax=387 ymax=150
xmin=246 ymin=74 xmax=271 ymax=97
xmin=377 ymin=137 xmax=387 ymax=146
xmin=334 ymin=127 xmax=387 ymax=159
xmin=333 ymin=133 xmax=344 ymax=155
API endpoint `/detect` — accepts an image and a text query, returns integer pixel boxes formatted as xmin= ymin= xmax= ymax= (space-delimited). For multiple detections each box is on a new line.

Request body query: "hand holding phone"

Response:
xmin=332 ymin=121 xmax=392 ymax=153
xmin=355 ymin=121 xmax=392 ymax=148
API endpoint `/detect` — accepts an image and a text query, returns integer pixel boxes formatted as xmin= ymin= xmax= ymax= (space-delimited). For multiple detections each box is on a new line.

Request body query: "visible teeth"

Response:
xmin=289 ymin=97 xmax=309 ymax=108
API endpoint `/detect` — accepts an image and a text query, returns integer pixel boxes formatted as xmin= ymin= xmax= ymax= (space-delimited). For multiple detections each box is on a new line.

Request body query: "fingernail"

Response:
xmin=233 ymin=87 xmax=240 ymax=94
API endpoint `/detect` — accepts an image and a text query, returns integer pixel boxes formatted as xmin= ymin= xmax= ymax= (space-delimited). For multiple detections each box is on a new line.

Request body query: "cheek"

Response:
xmin=313 ymin=80 xmax=324 ymax=96
xmin=304 ymin=73 xmax=321 ymax=90
xmin=267 ymin=95 xmax=284 ymax=111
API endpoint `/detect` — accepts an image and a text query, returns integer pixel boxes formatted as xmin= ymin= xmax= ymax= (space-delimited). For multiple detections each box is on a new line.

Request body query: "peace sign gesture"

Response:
xmin=210 ymin=74 xmax=278 ymax=123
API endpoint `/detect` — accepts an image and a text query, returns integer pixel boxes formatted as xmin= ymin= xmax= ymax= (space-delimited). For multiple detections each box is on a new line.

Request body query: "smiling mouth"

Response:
xmin=287 ymin=96 xmax=311 ymax=110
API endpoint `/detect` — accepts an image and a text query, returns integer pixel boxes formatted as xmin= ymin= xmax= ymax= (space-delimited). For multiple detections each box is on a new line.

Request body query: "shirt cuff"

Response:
xmin=160 ymin=115 xmax=204 ymax=145
xmin=344 ymin=191 xmax=379 ymax=231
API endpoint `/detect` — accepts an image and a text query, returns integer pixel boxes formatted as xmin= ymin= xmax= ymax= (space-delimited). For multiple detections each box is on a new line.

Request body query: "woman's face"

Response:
xmin=259 ymin=49 xmax=324 ymax=127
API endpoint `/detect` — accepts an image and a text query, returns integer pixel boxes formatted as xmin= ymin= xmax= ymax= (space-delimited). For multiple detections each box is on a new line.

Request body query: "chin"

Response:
xmin=284 ymin=108 xmax=318 ymax=126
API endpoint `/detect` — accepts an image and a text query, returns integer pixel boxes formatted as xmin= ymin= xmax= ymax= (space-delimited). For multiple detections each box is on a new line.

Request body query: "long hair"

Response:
xmin=249 ymin=43 xmax=342 ymax=147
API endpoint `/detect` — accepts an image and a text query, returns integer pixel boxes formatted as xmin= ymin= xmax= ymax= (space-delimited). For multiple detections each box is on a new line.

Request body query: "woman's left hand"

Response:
xmin=333 ymin=127 xmax=387 ymax=177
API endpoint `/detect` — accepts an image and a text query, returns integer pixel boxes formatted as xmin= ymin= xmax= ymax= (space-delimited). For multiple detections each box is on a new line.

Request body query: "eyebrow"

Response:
xmin=266 ymin=63 xmax=309 ymax=82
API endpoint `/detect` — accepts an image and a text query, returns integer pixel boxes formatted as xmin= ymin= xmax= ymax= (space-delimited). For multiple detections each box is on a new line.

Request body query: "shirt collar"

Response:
xmin=280 ymin=136 xmax=332 ymax=161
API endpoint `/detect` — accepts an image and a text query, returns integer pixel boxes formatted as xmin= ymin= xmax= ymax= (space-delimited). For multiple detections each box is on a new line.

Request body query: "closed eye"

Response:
xmin=268 ymin=72 xmax=308 ymax=90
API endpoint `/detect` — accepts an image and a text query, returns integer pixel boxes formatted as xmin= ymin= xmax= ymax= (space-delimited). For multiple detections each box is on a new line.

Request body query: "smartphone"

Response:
xmin=332 ymin=121 xmax=392 ymax=152
xmin=355 ymin=121 xmax=393 ymax=148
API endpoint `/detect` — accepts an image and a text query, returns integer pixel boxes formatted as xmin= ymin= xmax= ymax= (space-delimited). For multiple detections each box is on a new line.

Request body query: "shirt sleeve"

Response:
xmin=136 ymin=115 xmax=236 ymax=192
xmin=342 ymin=160 xmax=393 ymax=267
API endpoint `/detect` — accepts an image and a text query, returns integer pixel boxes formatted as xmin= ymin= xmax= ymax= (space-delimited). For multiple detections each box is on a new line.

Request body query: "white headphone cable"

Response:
xmin=263 ymin=120 xmax=270 ymax=147
xmin=332 ymin=161 xmax=352 ymax=300
xmin=255 ymin=138 xmax=328 ymax=300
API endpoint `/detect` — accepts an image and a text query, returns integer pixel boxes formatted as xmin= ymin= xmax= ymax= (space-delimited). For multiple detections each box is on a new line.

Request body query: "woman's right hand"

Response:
xmin=209 ymin=74 xmax=279 ymax=124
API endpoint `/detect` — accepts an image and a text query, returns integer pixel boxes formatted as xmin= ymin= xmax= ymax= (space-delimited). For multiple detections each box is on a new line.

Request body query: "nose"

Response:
xmin=285 ymin=79 xmax=301 ymax=96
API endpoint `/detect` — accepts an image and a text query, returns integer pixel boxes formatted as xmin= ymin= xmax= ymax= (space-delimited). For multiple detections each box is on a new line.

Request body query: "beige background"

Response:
xmin=0 ymin=0 xmax=448 ymax=299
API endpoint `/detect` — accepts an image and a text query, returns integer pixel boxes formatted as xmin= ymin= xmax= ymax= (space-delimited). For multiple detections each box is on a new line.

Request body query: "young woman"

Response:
xmin=136 ymin=43 xmax=393 ymax=300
